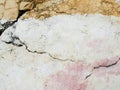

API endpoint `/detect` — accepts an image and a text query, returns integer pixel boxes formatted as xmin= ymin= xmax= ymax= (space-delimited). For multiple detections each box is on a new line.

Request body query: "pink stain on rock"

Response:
xmin=87 ymin=39 xmax=104 ymax=52
xmin=87 ymin=39 xmax=103 ymax=47
xmin=44 ymin=57 xmax=120 ymax=90
xmin=44 ymin=62 xmax=90 ymax=90
xmin=93 ymin=56 xmax=120 ymax=76
xmin=94 ymin=57 xmax=119 ymax=67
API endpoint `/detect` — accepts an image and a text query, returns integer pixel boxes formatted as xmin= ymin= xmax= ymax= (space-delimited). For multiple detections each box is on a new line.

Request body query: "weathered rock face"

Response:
xmin=0 ymin=0 xmax=120 ymax=20
xmin=0 ymin=0 xmax=120 ymax=90
xmin=0 ymin=14 xmax=120 ymax=90
xmin=0 ymin=0 xmax=35 ymax=20
xmin=22 ymin=0 xmax=120 ymax=19
xmin=0 ymin=0 xmax=18 ymax=20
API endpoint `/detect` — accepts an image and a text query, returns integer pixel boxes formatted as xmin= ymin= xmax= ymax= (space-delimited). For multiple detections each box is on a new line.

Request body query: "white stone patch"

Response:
xmin=0 ymin=14 xmax=120 ymax=90
xmin=1 ymin=14 xmax=120 ymax=63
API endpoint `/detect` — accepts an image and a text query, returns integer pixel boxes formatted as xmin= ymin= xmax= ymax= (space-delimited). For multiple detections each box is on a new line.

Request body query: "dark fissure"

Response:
xmin=17 ymin=10 xmax=28 ymax=19
xmin=0 ymin=10 xmax=27 ymax=36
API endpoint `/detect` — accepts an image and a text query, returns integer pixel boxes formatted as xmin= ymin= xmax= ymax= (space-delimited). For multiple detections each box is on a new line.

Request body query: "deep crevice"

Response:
xmin=0 ymin=30 xmax=3 ymax=36
xmin=17 ymin=10 xmax=28 ymax=19
xmin=0 ymin=10 xmax=28 ymax=36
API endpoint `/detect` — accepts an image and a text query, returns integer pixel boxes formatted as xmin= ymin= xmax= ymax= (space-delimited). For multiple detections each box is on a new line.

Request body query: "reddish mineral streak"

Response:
xmin=44 ymin=62 xmax=89 ymax=90
xmin=87 ymin=39 xmax=103 ymax=52
xmin=93 ymin=57 xmax=119 ymax=68
xmin=94 ymin=59 xmax=120 ymax=76
xmin=44 ymin=72 xmax=88 ymax=90
xmin=92 ymin=57 xmax=120 ymax=77
xmin=44 ymin=57 xmax=120 ymax=90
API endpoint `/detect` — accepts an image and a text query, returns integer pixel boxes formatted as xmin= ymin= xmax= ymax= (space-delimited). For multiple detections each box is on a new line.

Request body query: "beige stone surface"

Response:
xmin=2 ymin=8 xmax=18 ymax=20
xmin=0 ymin=0 xmax=35 ymax=20
xmin=22 ymin=0 xmax=120 ymax=19
xmin=5 ymin=0 xmax=18 ymax=9
xmin=0 ymin=5 xmax=4 ymax=19
xmin=0 ymin=0 xmax=5 ymax=4
xmin=1 ymin=0 xmax=120 ymax=20
xmin=0 ymin=0 xmax=18 ymax=20
xmin=19 ymin=1 xmax=34 ymax=10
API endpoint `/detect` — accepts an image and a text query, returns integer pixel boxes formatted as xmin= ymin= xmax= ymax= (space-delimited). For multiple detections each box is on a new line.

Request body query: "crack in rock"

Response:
xmin=85 ymin=73 xmax=92 ymax=80
xmin=2 ymin=35 xmax=120 ymax=82
xmin=85 ymin=58 xmax=120 ymax=80
xmin=94 ymin=59 xmax=120 ymax=69
xmin=25 ymin=47 xmax=74 ymax=62
xmin=0 ymin=21 xmax=17 ymax=36
xmin=2 ymin=32 xmax=23 ymax=47
xmin=2 ymin=36 xmax=74 ymax=62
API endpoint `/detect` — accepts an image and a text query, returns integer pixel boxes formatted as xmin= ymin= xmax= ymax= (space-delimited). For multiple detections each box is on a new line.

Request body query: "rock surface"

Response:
xmin=1 ymin=0 xmax=120 ymax=20
xmin=0 ymin=0 xmax=18 ymax=20
xmin=22 ymin=0 xmax=120 ymax=19
xmin=0 ymin=0 xmax=35 ymax=20
xmin=0 ymin=20 xmax=16 ymax=35
xmin=0 ymin=0 xmax=120 ymax=90
xmin=0 ymin=14 xmax=120 ymax=90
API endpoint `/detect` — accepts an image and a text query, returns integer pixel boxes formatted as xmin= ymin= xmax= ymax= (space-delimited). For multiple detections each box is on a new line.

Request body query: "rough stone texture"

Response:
xmin=0 ymin=0 xmax=35 ymax=20
xmin=0 ymin=0 xmax=120 ymax=90
xmin=19 ymin=1 xmax=34 ymax=10
xmin=0 ymin=14 xmax=120 ymax=90
xmin=22 ymin=0 xmax=120 ymax=19
xmin=1 ymin=0 xmax=120 ymax=20
xmin=0 ymin=0 xmax=18 ymax=20
xmin=0 ymin=5 xmax=4 ymax=19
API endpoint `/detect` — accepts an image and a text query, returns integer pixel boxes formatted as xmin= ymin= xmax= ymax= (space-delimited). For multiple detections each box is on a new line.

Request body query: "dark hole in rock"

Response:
xmin=0 ymin=10 xmax=27 ymax=36
xmin=0 ymin=30 xmax=3 ymax=35
xmin=17 ymin=10 xmax=28 ymax=19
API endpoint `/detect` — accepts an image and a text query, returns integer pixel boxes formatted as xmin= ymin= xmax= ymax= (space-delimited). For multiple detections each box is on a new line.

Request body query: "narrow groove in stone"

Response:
xmin=94 ymin=59 xmax=120 ymax=69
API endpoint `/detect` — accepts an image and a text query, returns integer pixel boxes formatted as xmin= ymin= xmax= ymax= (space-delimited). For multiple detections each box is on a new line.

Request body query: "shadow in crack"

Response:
xmin=0 ymin=10 xmax=28 ymax=36
xmin=17 ymin=10 xmax=28 ymax=19
xmin=0 ymin=21 xmax=16 ymax=36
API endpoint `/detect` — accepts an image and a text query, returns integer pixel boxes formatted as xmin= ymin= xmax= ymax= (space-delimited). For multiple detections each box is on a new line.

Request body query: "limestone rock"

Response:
xmin=0 ymin=0 xmax=120 ymax=90
xmin=0 ymin=21 xmax=16 ymax=36
xmin=0 ymin=14 xmax=120 ymax=90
